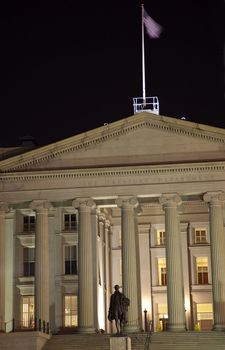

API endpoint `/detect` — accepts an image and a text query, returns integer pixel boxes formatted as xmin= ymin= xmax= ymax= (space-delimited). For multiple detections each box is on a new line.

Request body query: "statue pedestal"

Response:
xmin=110 ymin=337 xmax=131 ymax=350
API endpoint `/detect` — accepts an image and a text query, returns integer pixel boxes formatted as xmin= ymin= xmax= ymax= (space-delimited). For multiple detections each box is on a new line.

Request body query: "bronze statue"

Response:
xmin=108 ymin=285 xmax=130 ymax=334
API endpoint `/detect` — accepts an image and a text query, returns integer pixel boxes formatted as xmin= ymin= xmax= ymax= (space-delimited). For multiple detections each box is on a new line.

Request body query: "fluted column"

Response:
xmin=160 ymin=194 xmax=186 ymax=332
xmin=48 ymin=208 xmax=57 ymax=334
xmin=30 ymin=200 xmax=52 ymax=332
xmin=73 ymin=199 xmax=96 ymax=333
xmin=0 ymin=202 xmax=13 ymax=333
xmin=117 ymin=197 xmax=141 ymax=332
xmin=203 ymin=191 xmax=225 ymax=331
xmin=0 ymin=204 xmax=6 ymax=332
xmin=104 ymin=220 xmax=111 ymax=333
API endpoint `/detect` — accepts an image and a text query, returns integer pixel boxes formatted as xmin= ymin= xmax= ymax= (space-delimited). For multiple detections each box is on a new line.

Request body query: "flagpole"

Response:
xmin=141 ymin=4 xmax=146 ymax=104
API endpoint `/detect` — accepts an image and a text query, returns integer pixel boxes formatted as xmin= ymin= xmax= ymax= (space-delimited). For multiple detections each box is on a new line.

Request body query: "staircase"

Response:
xmin=42 ymin=332 xmax=225 ymax=350
xmin=42 ymin=333 xmax=110 ymax=350
xmin=149 ymin=332 xmax=225 ymax=350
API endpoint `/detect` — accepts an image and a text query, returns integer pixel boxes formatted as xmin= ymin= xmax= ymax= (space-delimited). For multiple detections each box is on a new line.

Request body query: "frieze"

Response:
xmin=0 ymin=162 xmax=225 ymax=184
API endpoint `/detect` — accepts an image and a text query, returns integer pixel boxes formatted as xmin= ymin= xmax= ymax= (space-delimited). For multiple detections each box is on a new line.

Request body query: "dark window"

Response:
xmin=197 ymin=267 xmax=208 ymax=284
xmin=64 ymin=214 xmax=77 ymax=231
xmin=195 ymin=229 xmax=207 ymax=244
xmin=161 ymin=267 xmax=167 ymax=286
xmin=23 ymin=216 xmax=35 ymax=232
xmin=24 ymin=248 xmax=35 ymax=276
xmin=65 ymin=246 xmax=77 ymax=275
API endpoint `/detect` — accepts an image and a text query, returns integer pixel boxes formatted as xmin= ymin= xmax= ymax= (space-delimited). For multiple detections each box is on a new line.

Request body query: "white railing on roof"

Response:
xmin=133 ymin=96 xmax=159 ymax=115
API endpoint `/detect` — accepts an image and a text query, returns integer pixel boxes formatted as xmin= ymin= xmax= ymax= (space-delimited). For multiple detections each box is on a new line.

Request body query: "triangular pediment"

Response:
xmin=1 ymin=112 xmax=225 ymax=172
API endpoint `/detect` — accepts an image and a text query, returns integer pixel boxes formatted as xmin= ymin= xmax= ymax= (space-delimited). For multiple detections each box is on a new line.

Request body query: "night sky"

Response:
xmin=0 ymin=1 xmax=224 ymax=147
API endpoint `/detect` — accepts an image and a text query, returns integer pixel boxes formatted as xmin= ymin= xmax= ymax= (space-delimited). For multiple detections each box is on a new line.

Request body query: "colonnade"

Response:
xmin=0 ymin=191 xmax=225 ymax=333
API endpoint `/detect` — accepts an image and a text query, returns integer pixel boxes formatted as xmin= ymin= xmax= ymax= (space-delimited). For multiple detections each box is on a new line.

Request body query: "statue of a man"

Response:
xmin=108 ymin=285 xmax=130 ymax=334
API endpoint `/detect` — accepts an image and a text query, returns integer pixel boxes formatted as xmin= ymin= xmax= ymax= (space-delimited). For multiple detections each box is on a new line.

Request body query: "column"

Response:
xmin=105 ymin=220 xmax=111 ymax=333
xmin=117 ymin=197 xmax=141 ymax=333
xmin=0 ymin=202 xmax=14 ymax=333
xmin=73 ymin=199 xmax=96 ymax=333
xmin=30 ymin=200 xmax=52 ymax=333
xmin=48 ymin=208 xmax=56 ymax=334
xmin=203 ymin=191 xmax=225 ymax=331
xmin=160 ymin=194 xmax=186 ymax=332
xmin=180 ymin=223 xmax=191 ymax=330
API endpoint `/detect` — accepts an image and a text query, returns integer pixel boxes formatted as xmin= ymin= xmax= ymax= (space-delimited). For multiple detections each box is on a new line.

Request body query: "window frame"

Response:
xmin=23 ymin=215 xmax=36 ymax=233
xmin=23 ymin=247 xmax=35 ymax=277
xmin=64 ymin=295 xmax=78 ymax=327
xmin=156 ymin=230 xmax=166 ymax=246
xmin=64 ymin=213 xmax=78 ymax=231
xmin=21 ymin=296 xmax=35 ymax=329
xmin=64 ymin=245 xmax=78 ymax=275
xmin=158 ymin=257 xmax=167 ymax=286
xmin=196 ymin=257 xmax=209 ymax=285
xmin=195 ymin=228 xmax=207 ymax=244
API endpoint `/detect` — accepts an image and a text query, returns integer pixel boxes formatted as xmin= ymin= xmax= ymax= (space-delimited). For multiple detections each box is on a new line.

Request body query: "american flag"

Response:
xmin=143 ymin=8 xmax=163 ymax=39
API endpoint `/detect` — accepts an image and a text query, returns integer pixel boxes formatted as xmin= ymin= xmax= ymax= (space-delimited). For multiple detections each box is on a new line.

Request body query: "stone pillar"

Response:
xmin=73 ymin=199 xmax=96 ymax=333
xmin=160 ymin=194 xmax=186 ymax=332
xmin=0 ymin=203 xmax=7 ymax=332
xmin=180 ymin=223 xmax=191 ymax=330
xmin=91 ymin=207 xmax=99 ymax=330
xmin=105 ymin=220 xmax=111 ymax=333
xmin=48 ymin=208 xmax=56 ymax=334
xmin=203 ymin=191 xmax=225 ymax=331
xmin=117 ymin=197 xmax=141 ymax=333
xmin=0 ymin=202 xmax=14 ymax=333
xmin=30 ymin=200 xmax=52 ymax=332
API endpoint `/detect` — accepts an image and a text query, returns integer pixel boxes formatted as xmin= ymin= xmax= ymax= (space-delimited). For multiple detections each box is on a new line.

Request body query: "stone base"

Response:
xmin=123 ymin=325 xmax=142 ymax=333
xmin=77 ymin=326 xmax=96 ymax=333
xmin=110 ymin=336 xmax=131 ymax=350
xmin=167 ymin=324 xmax=187 ymax=332
xmin=212 ymin=324 xmax=225 ymax=332
xmin=0 ymin=331 xmax=50 ymax=350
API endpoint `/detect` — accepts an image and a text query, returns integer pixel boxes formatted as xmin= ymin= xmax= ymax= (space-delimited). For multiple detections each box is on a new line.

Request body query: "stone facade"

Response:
xmin=0 ymin=111 xmax=225 ymax=339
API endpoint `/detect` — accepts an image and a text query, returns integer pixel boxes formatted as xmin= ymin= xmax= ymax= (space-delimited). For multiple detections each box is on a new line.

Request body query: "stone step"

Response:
xmin=43 ymin=334 xmax=110 ymax=350
xmin=42 ymin=332 xmax=225 ymax=350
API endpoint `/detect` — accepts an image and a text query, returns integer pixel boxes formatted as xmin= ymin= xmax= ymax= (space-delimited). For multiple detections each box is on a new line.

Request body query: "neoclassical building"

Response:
xmin=1 ymin=111 xmax=225 ymax=345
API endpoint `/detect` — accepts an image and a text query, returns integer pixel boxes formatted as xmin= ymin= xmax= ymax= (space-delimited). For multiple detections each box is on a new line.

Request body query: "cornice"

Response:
xmin=0 ymin=162 xmax=225 ymax=183
xmin=1 ymin=113 xmax=225 ymax=172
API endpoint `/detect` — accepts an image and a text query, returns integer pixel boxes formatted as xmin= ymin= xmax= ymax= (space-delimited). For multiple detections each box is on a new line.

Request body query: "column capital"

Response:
xmin=72 ymin=198 xmax=96 ymax=209
xmin=29 ymin=200 xmax=52 ymax=211
xmin=159 ymin=193 xmax=182 ymax=208
xmin=203 ymin=191 xmax=225 ymax=205
xmin=116 ymin=197 xmax=139 ymax=209
xmin=0 ymin=201 xmax=9 ymax=213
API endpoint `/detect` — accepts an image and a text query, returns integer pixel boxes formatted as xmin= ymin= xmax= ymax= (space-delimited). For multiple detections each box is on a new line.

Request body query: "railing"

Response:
xmin=144 ymin=321 xmax=153 ymax=350
xmin=133 ymin=97 xmax=159 ymax=115
xmin=1 ymin=318 xmax=50 ymax=334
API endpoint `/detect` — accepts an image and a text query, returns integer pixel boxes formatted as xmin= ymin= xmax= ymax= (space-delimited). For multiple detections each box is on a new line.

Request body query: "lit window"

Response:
xmin=21 ymin=296 xmax=35 ymax=329
xmin=157 ymin=230 xmax=166 ymax=246
xmin=65 ymin=246 xmax=77 ymax=275
xmin=157 ymin=304 xmax=168 ymax=332
xmin=196 ymin=257 xmax=208 ymax=284
xmin=197 ymin=303 xmax=213 ymax=320
xmin=64 ymin=213 xmax=77 ymax=231
xmin=23 ymin=247 xmax=35 ymax=276
xmin=64 ymin=295 xmax=77 ymax=327
xmin=196 ymin=303 xmax=213 ymax=330
xmin=195 ymin=229 xmax=207 ymax=244
xmin=158 ymin=258 xmax=167 ymax=286
xmin=23 ymin=215 xmax=35 ymax=232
